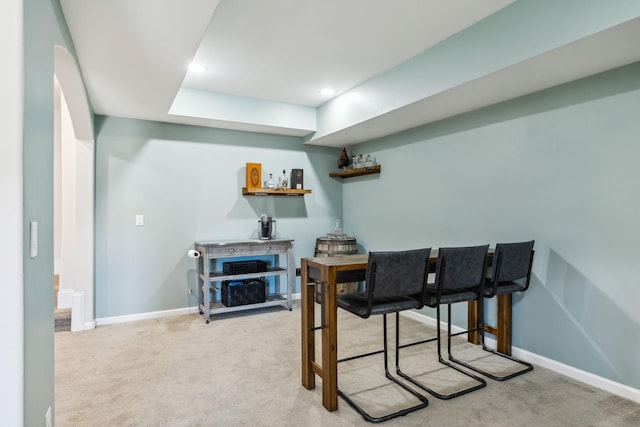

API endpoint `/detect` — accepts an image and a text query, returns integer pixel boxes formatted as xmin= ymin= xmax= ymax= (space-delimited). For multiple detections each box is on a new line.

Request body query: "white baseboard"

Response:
xmin=95 ymin=295 xmax=303 ymax=327
xmin=83 ymin=320 xmax=96 ymax=330
xmin=95 ymin=306 xmax=200 ymax=326
xmin=71 ymin=292 xmax=84 ymax=332
xmin=57 ymin=289 xmax=74 ymax=309
xmin=513 ymin=347 xmax=640 ymax=403
xmin=402 ymin=310 xmax=640 ymax=404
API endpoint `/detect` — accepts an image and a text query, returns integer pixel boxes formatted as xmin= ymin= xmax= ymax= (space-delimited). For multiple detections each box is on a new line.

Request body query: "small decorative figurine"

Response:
xmin=338 ymin=147 xmax=350 ymax=169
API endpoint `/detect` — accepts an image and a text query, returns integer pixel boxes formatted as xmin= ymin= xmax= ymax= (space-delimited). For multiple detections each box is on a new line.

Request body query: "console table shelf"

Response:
xmin=203 ymin=295 xmax=288 ymax=315
xmin=201 ymin=267 xmax=287 ymax=282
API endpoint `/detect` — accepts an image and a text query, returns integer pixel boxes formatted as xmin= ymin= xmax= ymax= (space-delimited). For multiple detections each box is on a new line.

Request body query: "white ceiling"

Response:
xmin=60 ymin=0 xmax=640 ymax=147
xmin=182 ymin=0 xmax=513 ymax=107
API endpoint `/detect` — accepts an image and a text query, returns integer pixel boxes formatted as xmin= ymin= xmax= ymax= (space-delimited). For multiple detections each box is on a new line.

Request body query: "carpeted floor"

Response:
xmin=55 ymin=303 xmax=640 ymax=426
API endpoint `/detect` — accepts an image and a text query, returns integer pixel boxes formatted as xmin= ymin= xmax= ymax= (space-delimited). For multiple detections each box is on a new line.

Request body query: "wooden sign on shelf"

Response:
xmin=246 ymin=163 xmax=262 ymax=189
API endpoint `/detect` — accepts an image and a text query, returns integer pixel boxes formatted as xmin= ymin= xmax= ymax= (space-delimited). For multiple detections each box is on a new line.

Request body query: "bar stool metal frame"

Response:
xmin=397 ymin=245 xmax=489 ymax=400
xmin=449 ymin=240 xmax=535 ymax=381
xmin=336 ymin=248 xmax=431 ymax=423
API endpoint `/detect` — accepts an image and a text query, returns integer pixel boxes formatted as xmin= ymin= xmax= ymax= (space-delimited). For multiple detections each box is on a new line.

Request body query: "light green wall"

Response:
xmin=344 ymin=62 xmax=640 ymax=389
xmin=23 ymin=0 xmax=81 ymax=425
xmin=94 ymin=116 xmax=341 ymax=318
xmin=315 ymin=0 xmax=640 ymax=140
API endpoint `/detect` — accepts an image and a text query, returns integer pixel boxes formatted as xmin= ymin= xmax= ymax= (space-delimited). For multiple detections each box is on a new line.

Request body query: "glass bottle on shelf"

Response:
xmin=266 ymin=173 xmax=276 ymax=189
xmin=332 ymin=219 xmax=344 ymax=238
xmin=279 ymin=169 xmax=288 ymax=189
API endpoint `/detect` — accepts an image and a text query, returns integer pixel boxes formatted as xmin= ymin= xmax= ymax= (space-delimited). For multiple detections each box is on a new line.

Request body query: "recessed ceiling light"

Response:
xmin=320 ymin=88 xmax=335 ymax=96
xmin=188 ymin=62 xmax=207 ymax=73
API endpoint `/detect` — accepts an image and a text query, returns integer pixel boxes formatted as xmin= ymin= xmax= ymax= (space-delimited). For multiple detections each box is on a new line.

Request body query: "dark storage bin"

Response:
xmin=222 ymin=260 xmax=268 ymax=275
xmin=221 ymin=279 xmax=266 ymax=307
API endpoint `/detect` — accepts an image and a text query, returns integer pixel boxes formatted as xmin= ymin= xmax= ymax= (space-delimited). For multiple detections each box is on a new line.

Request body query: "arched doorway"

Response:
xmin=53 ymin=45 xmax=95 ymax=331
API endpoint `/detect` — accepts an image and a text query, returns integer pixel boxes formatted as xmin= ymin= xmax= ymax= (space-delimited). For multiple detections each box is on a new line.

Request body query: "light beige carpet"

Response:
xmin=55 ymin=304 xmax=640 ymax=426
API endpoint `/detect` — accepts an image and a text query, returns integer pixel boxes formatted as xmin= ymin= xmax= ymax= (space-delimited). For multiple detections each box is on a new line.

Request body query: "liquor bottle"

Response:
xmin=266 ymin=173 xmax=276 ymax=189
xmin=279 ymin=169 xmax=288 ymax=189
xmin=365 ymin=154 xmax=373 ymax=168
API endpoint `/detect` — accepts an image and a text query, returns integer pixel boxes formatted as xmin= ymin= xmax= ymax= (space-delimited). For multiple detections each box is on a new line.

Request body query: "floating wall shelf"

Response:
xmin=329 ymin=165 xmax=381 ymax=179
xmin=242 ymin=188 xmax=311 ymax=196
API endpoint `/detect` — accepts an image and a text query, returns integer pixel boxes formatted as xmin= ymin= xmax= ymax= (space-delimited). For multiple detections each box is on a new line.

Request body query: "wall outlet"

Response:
xmin=45 ymin=406 xmax=52 ymax=427
xmin=295 ymin=268 xmax=301 ymax=276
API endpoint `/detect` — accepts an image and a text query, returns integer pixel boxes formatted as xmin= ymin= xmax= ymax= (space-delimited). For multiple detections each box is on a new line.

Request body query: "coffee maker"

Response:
xmin=258 ymin=214 xmax=276 ymax=240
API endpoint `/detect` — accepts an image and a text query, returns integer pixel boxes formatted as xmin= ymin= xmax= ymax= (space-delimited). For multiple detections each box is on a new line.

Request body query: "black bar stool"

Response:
xmin=337 ymin=248 xmax=431 ymax=423
xmin=397 ymin=245 xmax=489 ymax=400
xmin=449 ymin=240 xmax=535 ymax=381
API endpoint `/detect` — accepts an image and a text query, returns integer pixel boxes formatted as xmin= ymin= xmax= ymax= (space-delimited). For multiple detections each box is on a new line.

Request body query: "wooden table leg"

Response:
xmin=301 ymin=259 xmax=315 ymax=389
xmin=497 ymin=294 xmax=512 ymax=355
xmin=321 ymin=267 xmax=338 ymax=411
xmin=467 ymin=300 xmax=480 ymax=345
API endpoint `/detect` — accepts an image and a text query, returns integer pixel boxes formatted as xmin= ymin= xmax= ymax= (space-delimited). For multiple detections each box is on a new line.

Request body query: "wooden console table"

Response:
xmin=195 ymin=239 xmax=294 ymax=322
xmin=301 ymin=250 xmax=510 ymax=412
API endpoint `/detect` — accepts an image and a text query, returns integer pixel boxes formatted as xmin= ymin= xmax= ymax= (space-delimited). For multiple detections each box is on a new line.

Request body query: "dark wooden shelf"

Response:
xmin=242 ymin=188 xmax=311 ymax=196
xmin=329 ymin=165 xmax=381 ymax=179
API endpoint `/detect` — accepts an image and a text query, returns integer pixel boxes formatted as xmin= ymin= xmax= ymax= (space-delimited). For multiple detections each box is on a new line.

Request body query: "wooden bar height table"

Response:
xmin=300 ymin=250 xmax=511 ymax=412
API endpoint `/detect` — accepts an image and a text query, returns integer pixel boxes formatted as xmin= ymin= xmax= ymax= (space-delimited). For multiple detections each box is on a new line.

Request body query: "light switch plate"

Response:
xmin=30 ymin=221 xmax=38 ymax=258
xmin=135 ymin=214 xmax=144 ymax=226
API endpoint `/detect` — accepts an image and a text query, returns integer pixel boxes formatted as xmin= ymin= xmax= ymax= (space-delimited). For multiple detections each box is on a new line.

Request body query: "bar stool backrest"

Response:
xmin=435 ymin=245 xmax=489 ymax=292
xmin=367 ymin=248 xmax=430 ymax=300
xmin=492 ymin=240 xmax=535 ymax=283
